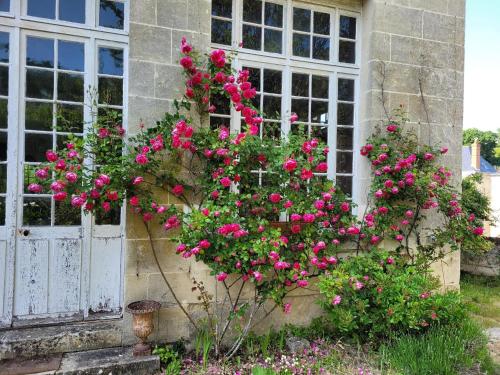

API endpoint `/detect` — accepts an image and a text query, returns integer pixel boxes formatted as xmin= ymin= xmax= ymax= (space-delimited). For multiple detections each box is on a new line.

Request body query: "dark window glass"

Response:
xmin=312 ymin=37 xmax=329 ymax=60
xmin=25 ymin=133 xmax=53 ymax=162
xmin=59 ymin=0 xmax=85 ymax=23
xmin=27 ymin=0 xmax=55 ymax=19
xmin=337 ymin=128 xmax=354 ymax=150
xmin=26 ymin=69 xmax=54 ymax=99
xmin=0 ymin=66 xmax=7 ymax=96
xmin=263 ymin=70 xmax=281 ymax=94
xmin=337 ymin=127 xmax=353 ymax=150
xmin=292 ymin=34 xmax=310 ymax=57
xmin=251 ymin=94 xmax=260 ymax=109
xmin=263 ymin=96 xmax=281 ymax=119
xmin=312 ymin=75 xmax=329 ymax=99
xmin=55 ymin=200 xmax=81 ymax=225
xmin=210 ymin=116 xmax=228 ymax=130
xmin=0 ymin=32 xmax=8 ymax=63
xmin=264 ymin=29 xmax=282 ymax=53
xmin=338 ymin=78 xmax=355 ymax=101
xmin=58 ymin=41 xmax=84 ymax=71
xmin=0 ymin=164 xmax=6 ymax=193
xmin=98 ymin=76 xmax=123 ymax=105
xmin=212 ymin=0 xmax=232 ymax=17
xmin=23 ymin=198 xmax=51 ymax=226
xmin=27 ymin=37 xmax=54 ymax=68
xmin=336 ymin=175 xmax=352 ymax=196
xmin=0 ymin=0 xmax=9 ymax=12
xmin=337 ymin=103 xmax=354 ymax=125
xmin=339 ymin=40 xmax=355 ymax=63
xmin=292 ymin=73 xmax=308 ymax=97
xmin=291 ymin=99 xmax=308 ymax=122
xmin=264 ymin=3 xmax=282 ymax=27
xmin=0 ymin=131 xmax=6 ymax=160
xmin=336 ymin=151 xmax=353 ymax=173
xmin=0 ymin=99 xmax=6 ymax=129
xmin=95 ymin=205 xmax=120 ymax=225
xmin=314 ymin=12 xmax=330 ymax=35
xmin=243 ymin=0 xmax=261 ymax=23
xmin=311 ymin=101 xmax=328 ymax=124
xmin=245 ymin=67 xmax=260 ymax=91
xmin=311 ymin=125 xmax=328 ymax=144
xmin=242 ymin=25 xmax=261 ymax=50
xmin=262 ymin=121 xmax=281 ymax=141
xmin=210 ymin=94 xmax=231 ymax=115
xmin=99 ymin=48 xmax=123 ymax=75
xmin=26 ymin=102 xmax=53 ymax=131
xmin=57 ymin=104 xmax=84 ymax=133
xmin=58 ymin=73 xmax=84 ymax=102
xmin=57 ymin=134 xmax=81 ymax=150
xmin=339 ymin=16 xmax=356 ymax=39
xmin=293 ymin=8 xmax=310 ymax=32
xmin=211 ymin=19 xmax=232 ymax=45
xmin=99 ymin=0 xmax=124 ymax=30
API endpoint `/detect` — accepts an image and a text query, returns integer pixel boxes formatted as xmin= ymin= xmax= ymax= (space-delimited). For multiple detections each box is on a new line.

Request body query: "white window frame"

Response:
xmin=0 ymin=2 xmax=128 ymax=326
xmin=211 ymin=0 xmax=361 ymax=203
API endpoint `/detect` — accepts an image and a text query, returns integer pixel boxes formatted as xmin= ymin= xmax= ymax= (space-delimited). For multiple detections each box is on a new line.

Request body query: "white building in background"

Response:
xmin=462 ymin=139 xmax=500 ymax=238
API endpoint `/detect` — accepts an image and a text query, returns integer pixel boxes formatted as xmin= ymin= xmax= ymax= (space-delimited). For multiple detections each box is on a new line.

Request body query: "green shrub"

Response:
xmin=152 ymin=344 xmax=182 ymax=375
xmin=317 ymin=251 xmax=466 ymax=340
xmin=380 ymin=317 xmax=496 ymax=374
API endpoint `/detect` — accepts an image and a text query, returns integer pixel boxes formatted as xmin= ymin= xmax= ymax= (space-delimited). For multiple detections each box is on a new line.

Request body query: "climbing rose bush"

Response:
xmin=28 ymin=38 xmax=488 ymax=357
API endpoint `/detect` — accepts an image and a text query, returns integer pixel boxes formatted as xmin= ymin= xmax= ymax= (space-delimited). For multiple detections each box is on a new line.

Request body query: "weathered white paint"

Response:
xmin=0 ymin=2 xmax=129 ymax=326
xmin=89 ymin=230 xmax=123 ymax=314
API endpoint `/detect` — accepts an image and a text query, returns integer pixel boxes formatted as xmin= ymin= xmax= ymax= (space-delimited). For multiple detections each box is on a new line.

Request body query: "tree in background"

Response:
xmin=463 ymin=128 xmax=500 ymax=166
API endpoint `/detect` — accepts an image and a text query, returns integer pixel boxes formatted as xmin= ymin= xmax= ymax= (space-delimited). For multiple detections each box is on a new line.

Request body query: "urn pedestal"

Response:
xmin=126 ymin=300 xmax=161 ymax=356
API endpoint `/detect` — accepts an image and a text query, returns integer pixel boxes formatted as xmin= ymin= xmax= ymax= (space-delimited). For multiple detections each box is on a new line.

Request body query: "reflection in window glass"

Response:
xmin=23 ymin=198 xmax=51 ymax=226
xmin=59 ymin=0 xmax=86 ymax=23
xmin=0 ymin=66 xmax=7 ymax=96
xmin=99 ymin=0 xmax=125 ymax=29
xmin=27 ymin=0 xmax=56 ymax=19
xmin=27 ymin=37 xmax=54 ymax=68
xmin=211 ymin=0 xmax=232 ymax=45
xmin=25 ymin=102 xmax=53 ymax=131
xmin=26 ymin=69 xmax=54 ymax=99
xmin=0 ymin=0 xmax=9 ymax=12
xmin=339 ymin=16 xmax=356 ymax=39
xmin=99 ymin=47 xmax=124 ymax=75
xmin=0 ymin=32 xmax=8 ymax=63
xmin=0 ymin=99 xmax=6 ymax=129
xmin=293 ymin=8 xmax=331 ymax=61
xmin=25 ymin=133 xmax=53 ymax=162
xmin=58 ymin=41 xmax=85 ymax=71
xmin=242 ymin=1 xmax=283 ymax=54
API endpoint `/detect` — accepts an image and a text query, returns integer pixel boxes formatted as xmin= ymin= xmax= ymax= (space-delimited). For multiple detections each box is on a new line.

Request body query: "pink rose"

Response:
xmin=340 ymin=202 xmax=350 ymax=212
xmin=315 ymin=162 xmax=328 ymax=173
xmin=386 ymin=124 xmax=398 ymax=132
xmin=473 ymin=227 xmax=484 ymax=236
xmin=220 ymin=177 xmax=232 ymax=188
xmin=132 ymin=176 xmax=144 ymax=185
xmin=269 ymin=193 xmax=282 ymax=203
xmin=28 ymin=183 xmax=43 ymax=193
xmin=180 ymin=56 xmax=193 ymax=69
xmin=45 ymin=150 xmax=58 ymax=162
xmin=71 ymin=196 xmax=85 ymax=207
xmin=65 ymin=172 xmax=78 ymax=183
xmin=283 ymin=158 xmax=297 ymax=172
xmin=172 ymin=185 xmax=184 ymax=196
xmin=35 ymin=169 xmax=49 ymax=179
xmin=135 ymin=153 xmax=148 ymax=165
xmin=332 ymin=295 xmax=342 ymax=305
xmin=129 ymin=196 xmax=140 ymax=206
xmin=290 ymin=113 xmax=298 ymax=123
xmin=53 ymin=191 xmax=67 ymax=201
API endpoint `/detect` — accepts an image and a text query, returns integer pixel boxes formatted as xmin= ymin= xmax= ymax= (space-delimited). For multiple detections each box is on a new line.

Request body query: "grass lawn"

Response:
xmin=461 ymin=272 xmax=500 ymax=329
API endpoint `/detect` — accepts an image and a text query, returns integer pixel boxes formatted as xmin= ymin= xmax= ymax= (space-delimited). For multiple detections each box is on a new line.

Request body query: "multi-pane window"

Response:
xmin=338 ymin=15 xmax=357 ymax=64
xmin=211 ymin=0 xmax=358 ymax=64
xmin=242 ymin=0 xmax=284 ymax=53
xmin=210 ymin=0 xmax=359 ymax=197
xmin=292 ymin=7 xmax=330 ymax=60
xmin=0 ymin=31 xmax=7 ymax=224
xmin=27 ymin=0 xmax=86 ymax=23
xmin=23 ymin=36 xmax=85 ymax=226
xmin=24 ymin=0 xmax=127 ymax=30
xmin=209 ymin=93 xmax=231 ymax=130
xmin=291 ymin=73 xmax=329 ymax=143
xmin=244 ymin=66 xmax=282 ymax=140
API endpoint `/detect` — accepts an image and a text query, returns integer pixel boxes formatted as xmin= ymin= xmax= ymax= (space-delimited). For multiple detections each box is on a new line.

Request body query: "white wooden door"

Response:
xmin=9 ymin=30 xmax=125 ymax=325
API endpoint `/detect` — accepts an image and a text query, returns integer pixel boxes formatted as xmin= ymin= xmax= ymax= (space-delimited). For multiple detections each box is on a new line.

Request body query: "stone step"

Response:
xmin=0 ymin=321 xmax=122 ymax=360
xmin=0 ymin=347 xmax=160 ymax=375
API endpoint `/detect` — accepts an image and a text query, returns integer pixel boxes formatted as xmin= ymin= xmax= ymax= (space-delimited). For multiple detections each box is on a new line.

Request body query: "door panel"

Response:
xmin=0 ymin=240 xmax=6 ymax=317
xmin=14 ymin=238 xmax=50 ymax=316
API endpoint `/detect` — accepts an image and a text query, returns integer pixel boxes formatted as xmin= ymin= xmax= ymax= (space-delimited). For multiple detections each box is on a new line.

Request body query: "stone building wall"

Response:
xmin=123 ymin=0 xmax=466 ymax=344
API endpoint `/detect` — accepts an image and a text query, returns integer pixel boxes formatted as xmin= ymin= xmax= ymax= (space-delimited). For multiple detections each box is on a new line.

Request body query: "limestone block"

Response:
xmin=172 ymin=30 xmax=211 ymax=56
xmin=379 ymin=62 xmax=421 ymax=95
xmin=408 ymin=94 xmax=447 ymax=125
xmin=157 ymin=0 xmax=188 ymax=29
xmin=421 ymin=39 xmax=450 ymax=69
xmin=126 ymin=209 xmax=175 ymax=240
xmin=410 ymin=0 xmax=447 ymax=14
xmin=129 ymin=59 xmax=155 ymax=97
xmin=147 ymin=272 xmax=207 ymax=305
xmin=429 ymin=251 xmax=461 ymax=290
xmin=447 ymin=0 xmax=466 ymax=17
xmin=388 ymin=92 xmax=410 ymax=111
xmin=447 ymin=43 xmax=465 ymax=72
xmin=423 ymin=12 xmax=464 ymax=45
xmin=130 ymin=0 xmax=156 ymax=25
xmin=130 ymin=23 xmax=172 ymax=64
xmin=154 ymin=65 xmax=184 ymax=100
xmin=187 ymin=0 xmax=211 ymax=35
xmin=128 ymin=96 xmax=171 ymax=132
xmin=124 ymin=274 xmax=149 ymax=304
xmin=390 ymin=35 xmax=423 ymax=65
xmin=157 ymin=305 xmax=199 ymax=342
xmin=125 ymin=239 xmax=192 ymax=276
xmin=369 ymin=31 xmax=391 ymax=62
xmin=373 ymin=4 xmax=422 ymax=38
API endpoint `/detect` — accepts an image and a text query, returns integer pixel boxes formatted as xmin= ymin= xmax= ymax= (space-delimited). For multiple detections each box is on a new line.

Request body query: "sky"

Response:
xmin=463 ymin=0 xmax=500 ymax=132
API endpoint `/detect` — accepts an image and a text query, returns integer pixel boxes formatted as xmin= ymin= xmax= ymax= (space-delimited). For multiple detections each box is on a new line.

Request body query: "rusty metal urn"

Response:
xmin=126 ymin=300 xmax=161 ymax=356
